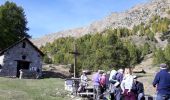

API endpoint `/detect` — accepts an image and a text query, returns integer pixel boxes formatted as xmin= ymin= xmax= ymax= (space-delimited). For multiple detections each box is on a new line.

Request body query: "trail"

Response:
xmin=134 ymin=54 xmax=159 ymax=95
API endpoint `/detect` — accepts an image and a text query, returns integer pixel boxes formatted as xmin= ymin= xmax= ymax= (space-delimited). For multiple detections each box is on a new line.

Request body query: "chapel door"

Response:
xmin=16 ymin=61 xmax=30 ymax=77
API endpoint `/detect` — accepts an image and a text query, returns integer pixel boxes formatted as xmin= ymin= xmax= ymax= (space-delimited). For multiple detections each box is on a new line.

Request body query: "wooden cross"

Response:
xmin=69 ymin=43 xmax=80 ymax=78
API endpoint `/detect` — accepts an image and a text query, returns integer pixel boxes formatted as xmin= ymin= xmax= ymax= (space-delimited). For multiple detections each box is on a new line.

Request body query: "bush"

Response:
xmin=43 ymin=55 xmax=52 ymax=64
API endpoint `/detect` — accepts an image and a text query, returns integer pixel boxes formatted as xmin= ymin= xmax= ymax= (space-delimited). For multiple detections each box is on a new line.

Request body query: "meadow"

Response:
xmin=0 ymin=77 xmax=70 ymax=100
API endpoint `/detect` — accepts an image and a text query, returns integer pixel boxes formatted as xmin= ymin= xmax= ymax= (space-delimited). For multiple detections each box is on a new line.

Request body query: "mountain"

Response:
xmin=32 ymin=0 xmax=170 ymax=47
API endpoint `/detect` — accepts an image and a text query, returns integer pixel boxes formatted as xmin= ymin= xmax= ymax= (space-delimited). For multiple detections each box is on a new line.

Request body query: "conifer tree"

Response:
xmin=0 ymin=1 xmax=30 ymax=49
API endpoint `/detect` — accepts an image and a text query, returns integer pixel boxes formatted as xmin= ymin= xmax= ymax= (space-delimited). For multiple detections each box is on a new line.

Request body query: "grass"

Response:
xmin=0 ymin=77 xmax=70 ymax=100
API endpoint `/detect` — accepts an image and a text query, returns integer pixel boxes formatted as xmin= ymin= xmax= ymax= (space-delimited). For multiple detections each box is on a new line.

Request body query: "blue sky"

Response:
xmin=0 ymin=0 xmax=148 ymax=38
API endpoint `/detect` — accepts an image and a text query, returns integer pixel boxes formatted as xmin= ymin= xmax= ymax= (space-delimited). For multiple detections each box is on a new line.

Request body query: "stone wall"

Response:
xmin=1 ymin=40 xmax=43 ymax=77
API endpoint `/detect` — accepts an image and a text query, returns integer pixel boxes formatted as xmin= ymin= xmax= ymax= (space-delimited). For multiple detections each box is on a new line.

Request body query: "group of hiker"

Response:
xmin=77 ymin=63 xmax=170 ymax=100
xmin=92 ymin=68 xmax=144 ymax=100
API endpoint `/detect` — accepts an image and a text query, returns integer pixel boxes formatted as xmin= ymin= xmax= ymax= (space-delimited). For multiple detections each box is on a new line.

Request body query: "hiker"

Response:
xmin=78 ymin=71 xmax=88 ymax=93
xmin=36 ymin=68 xmax=40 ymax=79
xmin=153 ymin=63 xmax=170 ymax=100
xmin=116 ymin=69 xmax=124 ymax=83
xmin=114 ymin=69 xmax=124 ymax=100
xmin=109 ymin=69 xmax=118 ymax=100
xmin=132 ymin=76 xmax=144 ymax=100
xmin=100 ymin=72 xmax=107 ymax=94
xmin=121 ymin=68 xmax=136 ymax=100
xmin=92 ymin=70 xmax=102 ymax=100
xmin=106 ymin=71 xmax=110 ymax=90
xmin=19 ymin=69 xmax=23 ymax=79
xmin=109 ymin=70 xmax=117 ymax=84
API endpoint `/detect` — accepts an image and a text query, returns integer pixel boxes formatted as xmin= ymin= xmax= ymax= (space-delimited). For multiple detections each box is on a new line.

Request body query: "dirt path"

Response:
xmin=42 ymin=64 xmax=71 ymax=78
xmin=133 ymin=54 xmax=159 ymax=96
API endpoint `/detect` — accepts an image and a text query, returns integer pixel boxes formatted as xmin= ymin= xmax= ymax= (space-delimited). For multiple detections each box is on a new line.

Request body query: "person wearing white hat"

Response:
xmin=114 ymin=69 xmax=124 ymax=100
xmin=109 ymin=70 xmax=118 ymax=85
xmin=153 ymin=63 xmax=170 ymax=100
xmin=77 ymin=71 xmax=88 ymax=93
xmin=109 ymin=70 xmax=118 ymax=100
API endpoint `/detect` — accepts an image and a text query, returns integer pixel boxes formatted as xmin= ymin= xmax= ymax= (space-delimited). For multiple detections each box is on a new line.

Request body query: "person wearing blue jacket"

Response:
xmin=153 ymin=63 xmax=170 ymax=100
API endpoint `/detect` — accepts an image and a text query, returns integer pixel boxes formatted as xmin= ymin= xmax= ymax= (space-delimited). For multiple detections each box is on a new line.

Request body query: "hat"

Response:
xmin=102 ymin=73 xmax=106 ymax=76
xmin=160 ymin=63 xmax=167 ymax=69
xmin=82 ymin=70 xmax=86 ymax=73
xmin=118 ymin=69 xmax=123 ymax=73
xmin=133 ymin=75 xmax=137 ymax=79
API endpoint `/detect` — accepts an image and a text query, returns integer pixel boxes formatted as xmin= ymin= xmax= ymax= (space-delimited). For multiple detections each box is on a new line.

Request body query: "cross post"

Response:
xmin=69 ymin=43 xmax=80 ymax=78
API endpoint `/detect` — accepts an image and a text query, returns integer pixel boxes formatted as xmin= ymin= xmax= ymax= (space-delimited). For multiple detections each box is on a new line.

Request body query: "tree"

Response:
xmin=112 ymin=42 xmax=130 ymax=69
xmin=132 ymin=25 xmax=139 ymax=35
xmin=142 ymin=42 xmax=150 ymax=56
xmin=153 ymin=48 xmax=166 ymax=65
xmin=124 ymin=40 xmax=138 ymax=66
xmin=104 ymin=29 xmax=118 ymax=45
xmin=0 ymin=1 xmax=30 ymax=49
xmin=43 ymin=55 xmax=52 ymax=64
xmin=164 ymin=45 xmax=170 ymax=65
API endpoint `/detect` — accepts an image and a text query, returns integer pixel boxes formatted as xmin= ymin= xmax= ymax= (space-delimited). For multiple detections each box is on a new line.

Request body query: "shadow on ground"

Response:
xmin=133 ymin=69 xmax=146 ymax=74
xmin=42 ymin=71 xmax=71 ymax=79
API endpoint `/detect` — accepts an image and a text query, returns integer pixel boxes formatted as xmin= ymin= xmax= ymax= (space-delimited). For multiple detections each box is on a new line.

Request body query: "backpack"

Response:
xmin=112 ymin=72 xmax=118 ymax=80
xmin=100 ymin=76 xmax=106 ymax=86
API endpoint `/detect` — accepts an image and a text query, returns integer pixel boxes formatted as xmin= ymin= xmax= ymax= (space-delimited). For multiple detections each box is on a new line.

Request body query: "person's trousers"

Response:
xmin=156 ymin=94 xmax=170 ymax=100
xmin=123 ymin=89 xmax=136 ymax=100
xmin=138 ymin=93 xmax=144 ymax=100
xmin=115 ymin=87 xmax=122 ymax=100
xmin=93 ymin=85 xmax=101 ymax=100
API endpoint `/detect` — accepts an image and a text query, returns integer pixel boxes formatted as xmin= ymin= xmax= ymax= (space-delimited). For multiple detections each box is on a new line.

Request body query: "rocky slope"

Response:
xmin=32 ymin=0 xmax=170 ymax=47
xmin=133 ymin=53 xmax=160 ymax=95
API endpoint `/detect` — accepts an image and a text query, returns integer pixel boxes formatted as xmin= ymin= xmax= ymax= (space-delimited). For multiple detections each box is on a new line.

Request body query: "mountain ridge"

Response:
xmin=32 ymin=0 xmax=170 ymax=47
